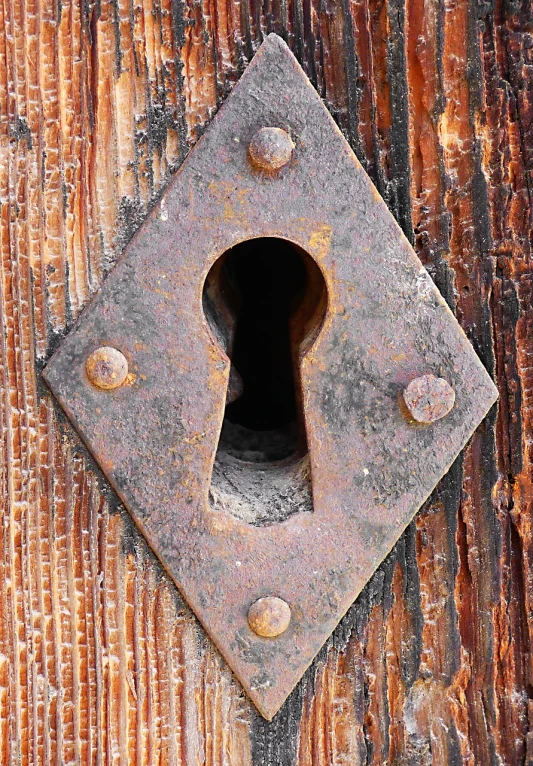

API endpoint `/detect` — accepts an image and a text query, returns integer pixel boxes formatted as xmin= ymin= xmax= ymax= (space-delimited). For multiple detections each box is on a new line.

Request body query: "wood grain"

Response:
xmin=1 ymin=0 xmax=532 ymax=763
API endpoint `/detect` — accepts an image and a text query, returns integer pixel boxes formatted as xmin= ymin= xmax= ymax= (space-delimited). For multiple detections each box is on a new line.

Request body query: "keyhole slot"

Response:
xmin=226 ymin=239 xmax=305 ymax=435
xmin=204 ymin=238 xmax=327 ymax=468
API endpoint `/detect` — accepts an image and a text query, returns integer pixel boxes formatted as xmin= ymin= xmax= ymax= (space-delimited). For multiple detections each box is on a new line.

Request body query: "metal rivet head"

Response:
xmin=86 ymin=346 xmax=128 ymax=390
xmin=248 ymin=597 xmax=291 ymax=637
xmin=249 ymin=127 xmax=294 ymax=171
xmin=403 ymin=374 xmax=455 ymax=423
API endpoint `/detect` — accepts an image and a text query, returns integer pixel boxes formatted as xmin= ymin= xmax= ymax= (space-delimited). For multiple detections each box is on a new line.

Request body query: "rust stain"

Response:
xmin=308 ymin=226 xmax=333 ymax=258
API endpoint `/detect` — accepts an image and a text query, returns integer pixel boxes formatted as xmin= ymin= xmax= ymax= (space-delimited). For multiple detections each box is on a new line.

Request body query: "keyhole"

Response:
xmin=203 ymin=238 xmax=327 ymax=464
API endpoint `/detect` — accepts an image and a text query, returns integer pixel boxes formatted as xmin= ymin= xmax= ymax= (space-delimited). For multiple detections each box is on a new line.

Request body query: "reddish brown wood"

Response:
xmin=1 ymin=0 xmax=532 ymax=762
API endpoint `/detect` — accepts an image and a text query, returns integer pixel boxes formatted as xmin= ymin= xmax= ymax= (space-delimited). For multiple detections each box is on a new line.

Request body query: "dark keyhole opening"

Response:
xmin=203 ymin=238 xmax=327 ymax=463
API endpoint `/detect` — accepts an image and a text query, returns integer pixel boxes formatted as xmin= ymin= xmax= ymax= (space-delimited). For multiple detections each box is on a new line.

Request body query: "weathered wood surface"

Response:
xmin=1 ymin=0 xmax=532 ymax=763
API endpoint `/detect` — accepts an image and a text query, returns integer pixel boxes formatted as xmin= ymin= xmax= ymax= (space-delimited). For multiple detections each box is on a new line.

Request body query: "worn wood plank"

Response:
xmin=1 ymin=0 xmax=532 ymax=762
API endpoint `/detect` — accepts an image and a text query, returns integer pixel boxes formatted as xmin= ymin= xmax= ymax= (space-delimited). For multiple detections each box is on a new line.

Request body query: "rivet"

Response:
xmin=249 ymin=127 xmax=294 ymax=171
xmin=86 ymin=346 xmax=128 ymax=390
xmin=248 ymin=596 xmax=291 ymax=637
xmin=403 ymin=374 xmax=455 ymax=423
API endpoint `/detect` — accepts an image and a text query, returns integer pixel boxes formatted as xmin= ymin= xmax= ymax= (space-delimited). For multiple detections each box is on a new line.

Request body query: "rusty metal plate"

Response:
xmin=43 ymin=34 xmax=498 ymax=719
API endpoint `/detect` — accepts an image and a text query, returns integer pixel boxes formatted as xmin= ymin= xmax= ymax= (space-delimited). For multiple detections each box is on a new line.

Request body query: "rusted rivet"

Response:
xmin=248 ymin=597 xmax=291 ymax=637
xmin=249 ymin=127 xmax=294 ymax=171
xmin=403 ymin=374 xmax=455 ymax=423
xmin=86 ymin=346 xmax=128 ymax=390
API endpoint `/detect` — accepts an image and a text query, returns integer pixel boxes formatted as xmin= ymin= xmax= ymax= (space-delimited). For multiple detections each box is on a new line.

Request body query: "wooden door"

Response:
xmin=1 ymin=0 xmax=532 ymax=763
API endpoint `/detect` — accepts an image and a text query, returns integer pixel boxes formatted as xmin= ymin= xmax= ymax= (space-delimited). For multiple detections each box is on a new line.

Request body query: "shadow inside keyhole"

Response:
xmin=203 ymin=238 xmax=328 ymax=526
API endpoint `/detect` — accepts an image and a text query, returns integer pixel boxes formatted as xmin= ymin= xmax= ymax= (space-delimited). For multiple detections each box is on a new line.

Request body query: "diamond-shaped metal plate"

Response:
xmin=43 ymin=34 xmax=498 ymax=719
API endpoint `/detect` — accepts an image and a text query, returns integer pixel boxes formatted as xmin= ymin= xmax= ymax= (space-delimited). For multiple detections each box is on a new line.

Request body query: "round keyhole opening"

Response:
xmin=203 ymin=238 xmax=327 ymax=463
